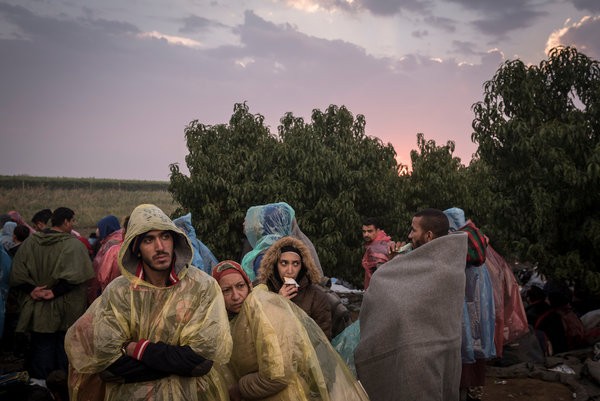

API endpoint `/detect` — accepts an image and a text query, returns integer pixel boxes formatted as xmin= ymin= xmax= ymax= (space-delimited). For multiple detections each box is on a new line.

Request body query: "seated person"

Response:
xmin=212 ymin=260 xmax=368 ymax=401
xmin=256 ymin=236 xmax=332 ymax=339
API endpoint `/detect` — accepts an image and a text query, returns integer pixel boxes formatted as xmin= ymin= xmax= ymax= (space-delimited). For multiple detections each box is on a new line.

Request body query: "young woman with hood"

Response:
xmin=257 ymin=236 xmax=332 ymax=339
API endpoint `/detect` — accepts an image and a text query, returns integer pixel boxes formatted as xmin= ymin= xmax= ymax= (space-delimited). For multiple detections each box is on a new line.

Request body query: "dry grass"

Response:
xmin=0 ymin=186 xmax=179 ymax=234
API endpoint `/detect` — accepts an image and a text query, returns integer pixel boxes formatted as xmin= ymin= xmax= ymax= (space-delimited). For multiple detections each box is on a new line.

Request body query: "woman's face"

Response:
xmin=277 ymin=251 xmax=302 ymax=280
xmin=218 ymin=273 xmax=250 ymax=314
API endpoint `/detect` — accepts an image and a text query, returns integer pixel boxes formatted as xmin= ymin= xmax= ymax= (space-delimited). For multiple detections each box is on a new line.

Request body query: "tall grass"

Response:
xmin=0 ymin=186 xmax=179 ymax=233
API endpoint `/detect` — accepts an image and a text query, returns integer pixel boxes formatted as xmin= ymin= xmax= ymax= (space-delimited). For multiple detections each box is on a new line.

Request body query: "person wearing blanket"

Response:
xmin=355 ymin=208 xmax=468 ymax=401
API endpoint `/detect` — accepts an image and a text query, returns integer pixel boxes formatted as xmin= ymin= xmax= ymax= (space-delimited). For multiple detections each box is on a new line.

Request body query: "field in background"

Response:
xmin=0 ymin=176 xmax=179 ymax=233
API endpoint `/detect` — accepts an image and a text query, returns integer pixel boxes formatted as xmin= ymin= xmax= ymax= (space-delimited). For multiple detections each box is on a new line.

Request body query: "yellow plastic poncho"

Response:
xmin=65 ymin=204 xmax=233 ymax=401
xmin=229 ymin=284 xmax=369 ymax=401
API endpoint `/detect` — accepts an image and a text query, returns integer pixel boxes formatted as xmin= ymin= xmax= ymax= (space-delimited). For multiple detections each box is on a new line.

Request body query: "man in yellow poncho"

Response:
xmin=212 ymin=260 xmax=369 ymax=401
xmin=65 ymin=204 xmax=233 ymax=401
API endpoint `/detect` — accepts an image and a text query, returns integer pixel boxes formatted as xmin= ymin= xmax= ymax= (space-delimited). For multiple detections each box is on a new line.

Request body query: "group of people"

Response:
xmin=0 ymin=203 xmax=367 ymax=401
xmin=1 ymin=201 xmax=587 ymax=401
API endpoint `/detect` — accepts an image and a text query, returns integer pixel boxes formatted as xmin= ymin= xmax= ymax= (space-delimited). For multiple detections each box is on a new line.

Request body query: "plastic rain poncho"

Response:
xmin=173 ymin=213 xmax=218 ymax=274
xmin=65 ymin=204 xmax=233 ymax=401
xmin=229 ymin=284 xmax=369 ymax=401
xmin=242 ymin=202 xmax=323 ymax=280
xmin=444 ymin=208 xmax=496 ymax=362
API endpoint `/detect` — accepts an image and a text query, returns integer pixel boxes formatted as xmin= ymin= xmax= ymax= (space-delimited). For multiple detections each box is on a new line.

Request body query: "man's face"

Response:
xmin=139 ymin=230 xmax=174 ymax=272
xmin=362 ymin=225 xmax=379 ymax=243
xmin=408 ymin=216 xmax=430 ymax=249
xmin=218 ymin=273 xmax=250 ymax=314
xmin=62 ymin=217 xmax=75 ymax=233
xmin=277 ymin=251 xmax=302 ymax=280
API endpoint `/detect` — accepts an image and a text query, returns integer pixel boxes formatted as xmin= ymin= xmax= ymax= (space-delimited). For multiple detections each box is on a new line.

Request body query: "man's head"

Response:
xmin=362 ymin=217 xmax=381 ymax=244
xmin=51 ymin=207 xmax=75 ymax=233
xmin=134 ymin=230 xmax=175 ymax=273
xmin=31 ymin=208 xmax=52 ymax=231
xmin=409 ymin=208 xmax=449 ymax=249
xmin=212 ymin=260 xmax=252 ymax=314
xmin=13 ymin=224 xmax=30 ymax=244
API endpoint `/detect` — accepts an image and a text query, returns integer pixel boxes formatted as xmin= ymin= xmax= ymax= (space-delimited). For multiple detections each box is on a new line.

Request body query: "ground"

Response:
xmin=484 ymin=375 xmax=575 ymax=401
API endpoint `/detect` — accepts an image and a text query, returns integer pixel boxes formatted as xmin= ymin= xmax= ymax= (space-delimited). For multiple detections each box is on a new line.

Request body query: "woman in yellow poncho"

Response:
xmin=65 ymin=204 xmax=233 ymax=401
xmin=212 ymin=260 xmax=369 ymax=401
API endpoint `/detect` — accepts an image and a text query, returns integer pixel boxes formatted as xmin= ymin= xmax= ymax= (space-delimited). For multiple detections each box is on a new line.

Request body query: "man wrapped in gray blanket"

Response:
xmin=355 ymin=208 xmax=468 ymax=401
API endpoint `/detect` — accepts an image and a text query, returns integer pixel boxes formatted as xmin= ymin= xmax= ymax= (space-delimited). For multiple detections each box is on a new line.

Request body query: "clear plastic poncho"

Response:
xmin=65 ymin=204 xmax=233 ymax=401
xmin=229 ymin=285 xmax=369 ymax=401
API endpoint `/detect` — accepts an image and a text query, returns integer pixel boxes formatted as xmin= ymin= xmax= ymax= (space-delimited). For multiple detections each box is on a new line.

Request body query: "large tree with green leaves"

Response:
xmin=471 ymin=46 xmax=600 ymax=291
xmin=402 ymin=133 xmax=470 ymax=217
xmin=169 ymin=103 xmax=404 ymax=286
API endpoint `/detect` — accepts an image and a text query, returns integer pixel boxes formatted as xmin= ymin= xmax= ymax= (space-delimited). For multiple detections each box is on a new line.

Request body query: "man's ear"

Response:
xmin=426 ymin=231 xmax=434 ymax=242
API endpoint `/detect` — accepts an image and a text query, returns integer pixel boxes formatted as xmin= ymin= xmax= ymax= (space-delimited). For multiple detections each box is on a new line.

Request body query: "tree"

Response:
xmin=170 ymin=103 xmax=405 ymax=286
xmin=402 ymin=133 xmax=470 ymax=217
xmin=471 ymin=46 xmax=600 ymax=292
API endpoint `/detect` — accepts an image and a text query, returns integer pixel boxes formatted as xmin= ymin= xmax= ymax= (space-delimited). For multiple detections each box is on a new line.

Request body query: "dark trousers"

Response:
xmin=28 ymin=331 xmax=68 ymax=380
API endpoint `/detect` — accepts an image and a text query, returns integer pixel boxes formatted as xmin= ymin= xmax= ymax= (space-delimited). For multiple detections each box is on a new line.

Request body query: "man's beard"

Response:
xmin=142 ymin=251 xmax=172 ymax=271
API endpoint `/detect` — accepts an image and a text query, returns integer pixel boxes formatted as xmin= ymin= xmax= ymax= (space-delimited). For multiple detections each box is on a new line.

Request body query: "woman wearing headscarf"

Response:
xmin=257 ymin=236 xmax=332 ymax=339
xmin=212 ymin=260 xmax=368 ymax=401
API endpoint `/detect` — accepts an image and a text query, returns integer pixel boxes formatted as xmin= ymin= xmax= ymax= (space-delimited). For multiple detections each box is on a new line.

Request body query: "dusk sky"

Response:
xmin=1 ymin=0 xmax=599 ymax=181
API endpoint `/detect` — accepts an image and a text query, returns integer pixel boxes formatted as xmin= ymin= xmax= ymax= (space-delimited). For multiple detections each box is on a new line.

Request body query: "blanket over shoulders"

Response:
xmin=355 ymin=232 xmax=467 ymax=401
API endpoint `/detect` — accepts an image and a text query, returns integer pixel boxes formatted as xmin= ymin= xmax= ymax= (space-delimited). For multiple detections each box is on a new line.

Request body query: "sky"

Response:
xmin=1 ymin=0 xmax=599 ymax=181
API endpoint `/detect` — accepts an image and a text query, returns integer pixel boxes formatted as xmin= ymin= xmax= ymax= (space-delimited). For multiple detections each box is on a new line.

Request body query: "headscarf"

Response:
xmin=96 ymin=215 xmax=120 ymax=241
xmin=212 ymin=260 xmax=251 ymax=288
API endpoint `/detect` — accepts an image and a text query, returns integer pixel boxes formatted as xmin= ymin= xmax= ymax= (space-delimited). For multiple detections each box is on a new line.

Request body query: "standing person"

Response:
xmin=65 ymin=204 xmax=232 ymax=401
xmin=31 ymin=209 xmax=53 ymax=232
xmin=88 ymin=215 xmax=123 ymax=304
xmin=257 ymin=236 xmax=332 ymax=339
xmin=212 ymin=260 xmax=369 ymax=401
xmin=10 ymin=207 xmax=94 ymax=384
xmin=361 ymin=217 xmax=392 ymax=290
xmin=444 ymin=207 xmax=496 ymax=401
xmin=8 ymin=224 xmax=31 ymax=257
xmin=355 ymin=208 xmax=468 ymax=401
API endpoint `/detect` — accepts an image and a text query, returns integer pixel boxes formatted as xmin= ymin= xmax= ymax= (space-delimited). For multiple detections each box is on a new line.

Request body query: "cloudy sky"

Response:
xmin=1 ymin=0 xmax=599 ymax=181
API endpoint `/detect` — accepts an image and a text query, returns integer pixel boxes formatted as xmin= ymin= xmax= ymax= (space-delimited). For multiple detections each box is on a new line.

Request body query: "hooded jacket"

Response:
xmin=65 ymin=204 xmax=233 ymax=401
xmin=10 ymin=229 xmax=94 ymax=333
xmin=257 ymin=236 xmax=332 ymax=339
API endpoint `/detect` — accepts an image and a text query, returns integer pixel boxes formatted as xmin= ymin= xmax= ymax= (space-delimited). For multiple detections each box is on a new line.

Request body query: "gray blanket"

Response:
xmin=355 ymin=233 xmax=467 ymax=401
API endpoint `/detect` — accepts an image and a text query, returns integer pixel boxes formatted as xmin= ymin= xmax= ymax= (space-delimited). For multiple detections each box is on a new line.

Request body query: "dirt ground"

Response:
xmin=484 ymin=375 xmax=575 ymax=401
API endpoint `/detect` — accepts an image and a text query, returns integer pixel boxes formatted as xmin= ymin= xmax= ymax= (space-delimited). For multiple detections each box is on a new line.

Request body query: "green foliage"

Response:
xmin=170 ymin=103 xmax=405 ymax=286
xmin=402 ymin=133 xmax=469 ymax=215
xmin=471 ymin=46 xmax=600 ymax=291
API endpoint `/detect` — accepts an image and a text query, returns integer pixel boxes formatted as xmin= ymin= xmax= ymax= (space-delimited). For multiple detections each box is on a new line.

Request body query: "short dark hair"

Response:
xmin=13 ymin=224 xmax=30 ymax=242
xmin=362 ymin=217 xmax=380 ymax=229
xmin=31 ymin=209 xmax=52 ymax=225
xmin=51 ymin=207 xmax=75 ymax=227
xmin=414 ymin=208 xmax=449 ymax=239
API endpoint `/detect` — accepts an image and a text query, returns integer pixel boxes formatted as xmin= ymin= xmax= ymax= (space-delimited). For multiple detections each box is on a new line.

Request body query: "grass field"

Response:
xmin=0 ymin=176 xmax=179 ymax=234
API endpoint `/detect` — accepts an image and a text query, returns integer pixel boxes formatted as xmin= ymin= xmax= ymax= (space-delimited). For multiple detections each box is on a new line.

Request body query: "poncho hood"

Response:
xmin=118 ymin=204 xmax=193 ymax=282
xmin=257 ymin=236 xmax=322 ymax=286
